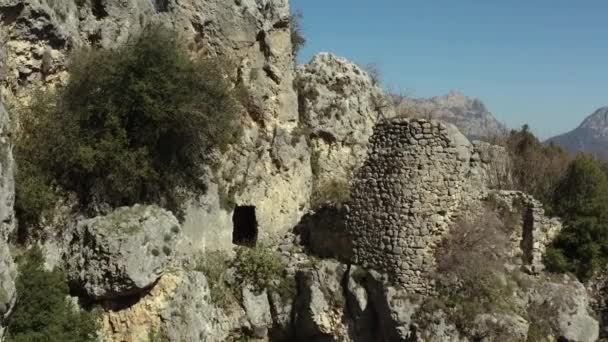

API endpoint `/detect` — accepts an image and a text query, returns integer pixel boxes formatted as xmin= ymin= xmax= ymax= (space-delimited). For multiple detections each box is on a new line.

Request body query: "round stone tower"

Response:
xmin=347 ymin=118 xmax=472 ymax=293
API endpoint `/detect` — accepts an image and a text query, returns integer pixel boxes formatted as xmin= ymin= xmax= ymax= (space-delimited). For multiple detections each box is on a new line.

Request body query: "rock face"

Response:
xmin=297 ymin=52 xmax=389 ymax=190
xmin=100 ymin=270 xmax=246 ymax=342
xmin=66 ymin=205 xmax=182 ymax=299
xmin=405 ymin=90 xmax=506 ymax=140
xmin=0 ymin=238 xmax=16 ymax=339
xmin=0 ymin=102 xmax=14 ymax=241
xmin=0 ymin=0 xmax=312 ymax=251
xmin=0 ymin=98 xmax=15 ymax=340
xmin=548 ymin=106 xmax=608 ymax=160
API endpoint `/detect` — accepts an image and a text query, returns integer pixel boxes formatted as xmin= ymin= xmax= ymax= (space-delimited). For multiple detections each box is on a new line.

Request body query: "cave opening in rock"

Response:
xmin=232 ymin=206 xmax=258 ymax=246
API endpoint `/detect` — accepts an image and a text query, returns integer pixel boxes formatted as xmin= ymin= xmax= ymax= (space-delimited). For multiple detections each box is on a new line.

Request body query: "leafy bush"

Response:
xmin=194 ymin=251 xmax=235 ymax=309
xmin=234 ymin=247 xmax=294 ymax=300
xmin=6 ymin=247 xmax=98 ymax=341
xmin=290 ymin=10 xmax=306 ymax=58
xmin=15 ymin=24 xmax=242 ymax=226
xmin=545 ymin=155 xmax=608 ymax=280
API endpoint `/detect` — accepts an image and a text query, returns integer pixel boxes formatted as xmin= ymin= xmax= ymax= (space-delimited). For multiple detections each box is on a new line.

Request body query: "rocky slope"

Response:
xmin=548 ymin=107 xmax=608 ymax=160
xmin=0 ymin=0 xmax=604 ymax=342
xmin=402 ymin=90 xmax=507 ymax=140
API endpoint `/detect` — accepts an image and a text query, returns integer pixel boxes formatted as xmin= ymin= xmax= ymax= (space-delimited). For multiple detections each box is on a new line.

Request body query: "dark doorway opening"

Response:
xmin=233 ymin=206 xmax=258 ymax=246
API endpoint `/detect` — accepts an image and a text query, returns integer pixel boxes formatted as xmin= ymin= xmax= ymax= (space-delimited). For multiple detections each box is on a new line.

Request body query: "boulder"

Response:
xmin=526 ymin=274 xmax=599 ymax=342
xmin=66 ymin=205 xmax=182 ymax=299
xmin=242 ymin=286 xmax=273 ymax=338
xmin=293 ymin=259 xmax=350 ymax=341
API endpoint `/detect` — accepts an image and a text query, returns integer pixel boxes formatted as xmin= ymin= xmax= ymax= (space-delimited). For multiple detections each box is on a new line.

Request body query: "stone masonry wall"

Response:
xmin=347 ymin=118 xmax=559 ymax=293
xmin=347 ymin=118 xmax=473 ymax=293
xmin=492 ymin=190 xmax=562 ymax=274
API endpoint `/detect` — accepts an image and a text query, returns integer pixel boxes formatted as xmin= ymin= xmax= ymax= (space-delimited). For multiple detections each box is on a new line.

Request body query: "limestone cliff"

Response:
xmin=0 ymin=1 xmax=602 ymax=341
xmin=0 ymin=0 xmax=312 ymax=250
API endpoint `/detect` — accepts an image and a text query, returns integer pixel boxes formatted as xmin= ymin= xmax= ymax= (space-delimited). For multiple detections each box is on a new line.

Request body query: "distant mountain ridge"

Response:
xmin=547 ymin=107 xmax=608 ymax=160
xmin=406 ymin=90 xmax=507 ymax=140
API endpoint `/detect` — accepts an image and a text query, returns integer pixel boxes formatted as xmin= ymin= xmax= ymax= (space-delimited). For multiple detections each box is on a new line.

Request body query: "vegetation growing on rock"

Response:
xmin=290 ymin=10 xmax=306 ymax=58
xmin=545 ymin=154 xmax=608 ymax=280
xmin=504 ymin=125 xmax=571 ymax=207
xmin=5 ymin=247 xmax=98 ymax=342
xmin=15 ymin=24 xmax=243 ymax=232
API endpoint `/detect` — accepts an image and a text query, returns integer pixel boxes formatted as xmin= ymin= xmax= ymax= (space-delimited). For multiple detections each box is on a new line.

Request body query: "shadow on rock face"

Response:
xmin=293 ymin=205 xmax=353 ymax=263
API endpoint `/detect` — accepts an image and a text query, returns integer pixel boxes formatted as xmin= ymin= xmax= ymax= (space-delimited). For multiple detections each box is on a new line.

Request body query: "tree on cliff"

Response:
xmin=15 ymin=24 xmax=243 ymax=231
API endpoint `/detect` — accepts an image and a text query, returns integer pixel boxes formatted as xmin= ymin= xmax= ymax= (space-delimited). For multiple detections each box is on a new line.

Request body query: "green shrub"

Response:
xmin=234 ymin=247 xmax=294 ymax=300
xmin=194 ymin=251 xmax=235 ymax=309
xmin=6 ymin=247 xmax=98 ymax=342
xmin=545 ymin=155 xmax=608 ymax=280
xmin=15 ymin=24 xmax=242 ymax=227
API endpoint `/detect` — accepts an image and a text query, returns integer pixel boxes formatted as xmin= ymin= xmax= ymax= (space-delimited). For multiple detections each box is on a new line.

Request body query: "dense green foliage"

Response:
xmin=234 ymin=247 xmax=294 ymax=300
xmin=545 ymin=155 xmax=608 ymax=280
xmin=15 ymin=25 xmax=242 ymax=229
xmin=6 ymin=248 xmax=98 ymax=341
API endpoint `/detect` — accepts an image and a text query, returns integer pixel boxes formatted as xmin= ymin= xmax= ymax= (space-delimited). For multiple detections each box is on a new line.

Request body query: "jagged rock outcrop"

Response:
xmin=66 ymin=205 xmax=182 ymax=300
xmin=403 ymin=90 xmax=506 ymax=140
xmin=293 ymin=260 xmax=351 ymax=340
xmin=100 ymin=270 xmax=247 ymax=342
xmin=296 ymin=53 xmax=389 ymax=193
xmin=525 ymin=274 xmax=599 ymax=342
xmin=548 ymin=106 xmax=608 ymax=160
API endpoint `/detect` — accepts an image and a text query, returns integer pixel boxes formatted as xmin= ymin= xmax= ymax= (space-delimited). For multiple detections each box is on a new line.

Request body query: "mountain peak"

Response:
xmin=409 ymin=91 xmax=505 ymax=139
xmin=579 ymin=106 xmax=608 ymax=130
xmin=548 ymin=106 xmax=608 ymax=160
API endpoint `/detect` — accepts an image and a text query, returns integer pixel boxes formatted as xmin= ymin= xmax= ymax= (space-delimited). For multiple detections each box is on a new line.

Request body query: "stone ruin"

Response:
xmin=347 ymin=118 xmax=561 ymax=293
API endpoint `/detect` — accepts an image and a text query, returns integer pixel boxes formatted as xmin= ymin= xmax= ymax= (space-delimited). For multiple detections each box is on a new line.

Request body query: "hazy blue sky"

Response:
xmin=291 ymin=0 xmax=608 ymax=139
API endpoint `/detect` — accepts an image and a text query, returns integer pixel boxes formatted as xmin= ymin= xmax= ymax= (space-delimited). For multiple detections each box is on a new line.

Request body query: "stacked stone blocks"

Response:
xmin=347 ymin=118 xmax=471 ymax=293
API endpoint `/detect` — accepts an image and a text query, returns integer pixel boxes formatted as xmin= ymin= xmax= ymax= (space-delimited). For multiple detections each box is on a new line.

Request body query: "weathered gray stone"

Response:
xmin=0 ymin=102 xmax=14 ymax=240
xmin=242 ymin=286 xmax=272 ymax=338
xmin=297 ymin=53 xmax=390 ymax=197
xmin=293 ymin=259 xmax=350 ymax=340
xmin=0 ymin=238 xmax=16 ymax=332
xmin=66 ymin=205 xmax=182 ymax=299
xmin=160 ymin=271 xmax=245 ymax=342
xmin=365 ymin=270 xmax=419 ymax=341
